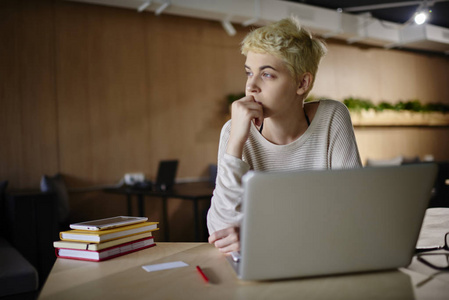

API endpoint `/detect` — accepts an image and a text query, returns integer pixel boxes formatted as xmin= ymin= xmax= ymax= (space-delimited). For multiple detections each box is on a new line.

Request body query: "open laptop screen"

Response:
xmin=155 ymin=160 xmax=179 ymax=191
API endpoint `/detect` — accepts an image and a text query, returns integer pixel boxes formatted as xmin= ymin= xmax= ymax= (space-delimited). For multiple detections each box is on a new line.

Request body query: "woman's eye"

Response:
xmin=262 ymin=72 xmax=274 ymax=78
xmin=245 ymin=71 xmax=253 ymax=77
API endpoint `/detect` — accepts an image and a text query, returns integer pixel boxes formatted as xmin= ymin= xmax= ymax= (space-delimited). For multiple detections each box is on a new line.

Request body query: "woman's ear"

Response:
xmin=296 ymin=73 xmax=313 ymax=96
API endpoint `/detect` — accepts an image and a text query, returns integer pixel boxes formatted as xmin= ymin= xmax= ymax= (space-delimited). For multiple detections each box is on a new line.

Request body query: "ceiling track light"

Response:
xmin=414 ymin=11 xmax=428 ymax=25
xmin=343 ymin=0 xmax=447 ymax=13
xmin=222 ymin=18 xmax=236 ymax=36
xmin=137 ymin=0 xmax=151 ymax=13
xmin=344 ymin=0 xmax=449 ymax=27
xmin=155 ymin=1 xmax=170 ymax=16
xmin=396 ymin=1 xmax=429 ymax=27
xmin=411 ymin=0 xmax=430 ymax=25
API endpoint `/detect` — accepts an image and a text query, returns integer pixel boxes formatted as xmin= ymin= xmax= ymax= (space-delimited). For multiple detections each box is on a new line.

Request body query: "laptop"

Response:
xmin=227 ymin=163 xmax=438 ymax=281
xmin=155 ymin=160 xmax=179 ymax=191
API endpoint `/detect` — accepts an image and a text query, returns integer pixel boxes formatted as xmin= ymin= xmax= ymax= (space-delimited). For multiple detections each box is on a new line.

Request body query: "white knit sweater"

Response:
xmin=207 ymin=100 xmax=362 ymax=234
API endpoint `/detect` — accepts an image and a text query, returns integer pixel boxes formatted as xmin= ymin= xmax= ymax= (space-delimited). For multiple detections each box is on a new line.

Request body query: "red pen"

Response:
xmin=196 ymin=265 xmax=209 ymax=283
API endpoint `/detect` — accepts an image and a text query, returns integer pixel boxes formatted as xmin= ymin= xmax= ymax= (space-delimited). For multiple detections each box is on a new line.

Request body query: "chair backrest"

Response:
xmin=209 ymin=164 xmax=217 ymax=185
xmin=430 ymin=162 xmax=449 ymax=207
xmin=40 ymin=174 xmax=70 ymax=223
xmin=0 ymin=180 xmax=8 ymax=237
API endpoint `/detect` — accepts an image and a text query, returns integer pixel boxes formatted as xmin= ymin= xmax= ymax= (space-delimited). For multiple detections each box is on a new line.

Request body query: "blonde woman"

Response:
xmin=208 ymin=17 xmax=362 ymax=253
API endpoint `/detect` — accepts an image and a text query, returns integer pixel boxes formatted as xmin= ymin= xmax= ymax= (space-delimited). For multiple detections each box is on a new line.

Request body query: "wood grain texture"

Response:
xmin=55 ymin=2 xmax=149 ymax=185
xmin=38 ymin=242 xmax=449 ymax=300
xmin=0 ymin=0 xmax=58 ymax=188
xmin=315 ymin=41 xmax=449 ymax=104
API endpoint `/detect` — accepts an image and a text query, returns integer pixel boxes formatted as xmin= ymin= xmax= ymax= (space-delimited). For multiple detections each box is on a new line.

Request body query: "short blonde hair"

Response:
xmin=241 ymin=17 xmax=327 ymax=86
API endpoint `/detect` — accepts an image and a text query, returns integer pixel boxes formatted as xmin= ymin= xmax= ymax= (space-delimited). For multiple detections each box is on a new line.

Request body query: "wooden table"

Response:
xmin=38 ymin=208 xmax=449 ymax=300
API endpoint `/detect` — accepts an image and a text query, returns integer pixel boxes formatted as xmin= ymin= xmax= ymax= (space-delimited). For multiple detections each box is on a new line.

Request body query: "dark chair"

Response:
xmin=0 ymin=180 xmax=39 ymax=299
xmin=208 ymin=164 xmax=217 ymax=186
xmin=429 ymin=162 xmax=449 ymax=208
xmin=0 ymin=180 xmax=7 ymax=237
xmin=200 ymin=164 xmax=217 ymax=242
xmin=40 ymin=173 xmax=70 ymax=229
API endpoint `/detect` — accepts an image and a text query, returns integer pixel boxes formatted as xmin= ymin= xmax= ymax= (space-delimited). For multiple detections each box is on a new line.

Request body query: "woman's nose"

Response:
xmin=246 ymin=79 xmax=260 ymax=94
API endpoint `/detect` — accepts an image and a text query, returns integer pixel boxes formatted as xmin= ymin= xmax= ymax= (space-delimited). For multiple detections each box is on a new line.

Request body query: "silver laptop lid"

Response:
xmin=238 ymin=164 xmax=438 ymax=281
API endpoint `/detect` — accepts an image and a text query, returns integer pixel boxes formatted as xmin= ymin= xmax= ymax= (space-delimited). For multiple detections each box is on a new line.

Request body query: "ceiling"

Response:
xmin=67 ymin=0 xmax=449 ymax=54
xmin=288 ymin=0 xmax=449 ymax=29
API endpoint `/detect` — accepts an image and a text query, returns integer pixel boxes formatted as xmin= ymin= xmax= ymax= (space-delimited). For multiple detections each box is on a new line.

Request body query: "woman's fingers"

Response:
xmin=227 ymin=96 xmax=263 ymax=158
xmin=217 ymin=241 xmax=240 ymax=254
xmin=208 ymin=226 xmax=240 ymax=253
xmin=232 ymin=96 xmax=263 ymax=122
xmin=208 ymin=227 xmax=228 ymax=244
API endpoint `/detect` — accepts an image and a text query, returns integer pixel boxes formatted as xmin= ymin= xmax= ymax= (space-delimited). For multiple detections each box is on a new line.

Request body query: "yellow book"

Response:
xmin=60 ymin=222 xmax=159 ymax=243
xmin=54 ymin=231 xmax=154 ymax=251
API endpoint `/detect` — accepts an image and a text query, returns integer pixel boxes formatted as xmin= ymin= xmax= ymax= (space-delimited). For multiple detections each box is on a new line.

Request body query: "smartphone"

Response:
xmin=69 ymin=216 xmax=148 ymax=231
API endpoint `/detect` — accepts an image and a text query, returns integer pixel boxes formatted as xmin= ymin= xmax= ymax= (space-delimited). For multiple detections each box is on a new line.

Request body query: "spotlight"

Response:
xmin=414 ymin=11 xmax=427 ymax=25
xmin=221 ymin=20 xmax=236 ymax=36
xmin=155 ymin=1 xmax=170 ymax=16
xmin=137 ymin=0 xmax=151 ymax=12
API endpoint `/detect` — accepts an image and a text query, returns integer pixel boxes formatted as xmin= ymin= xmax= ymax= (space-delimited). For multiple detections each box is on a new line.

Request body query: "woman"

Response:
xmin=207 ymin=17 xmax=362 ymax=254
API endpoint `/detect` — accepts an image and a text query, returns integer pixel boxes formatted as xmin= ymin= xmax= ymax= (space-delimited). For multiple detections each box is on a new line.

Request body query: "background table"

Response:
xmin=104 ymin=181 xmax=214 ymax=241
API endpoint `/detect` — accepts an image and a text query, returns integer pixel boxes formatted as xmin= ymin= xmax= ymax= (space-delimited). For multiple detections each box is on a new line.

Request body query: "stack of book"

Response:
xmin=53 ymin=218 xmax=159 ymax=262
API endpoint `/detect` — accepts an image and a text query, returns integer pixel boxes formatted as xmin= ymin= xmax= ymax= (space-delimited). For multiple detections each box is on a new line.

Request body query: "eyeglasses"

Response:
xmin=416 ymin=232 xmax=449 ymax=271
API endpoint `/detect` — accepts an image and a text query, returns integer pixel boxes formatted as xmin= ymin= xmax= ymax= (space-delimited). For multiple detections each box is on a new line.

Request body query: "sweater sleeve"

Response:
xmin=327 ymin=101 xmax=363 ymax=169
xmin=207 ymin=121 xmax=250 ymax=235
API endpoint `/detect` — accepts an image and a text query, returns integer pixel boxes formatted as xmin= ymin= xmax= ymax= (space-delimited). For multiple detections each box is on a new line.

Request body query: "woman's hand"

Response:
xmin=208 ymin=226 xmax=240 ymax=254
xmin=227 ymin=96 xmax=263 ymax=159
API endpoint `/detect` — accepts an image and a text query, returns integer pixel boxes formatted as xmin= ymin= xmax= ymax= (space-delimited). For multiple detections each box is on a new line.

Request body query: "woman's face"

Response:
xmin=245 ymin=51 xmax=301 ymax=119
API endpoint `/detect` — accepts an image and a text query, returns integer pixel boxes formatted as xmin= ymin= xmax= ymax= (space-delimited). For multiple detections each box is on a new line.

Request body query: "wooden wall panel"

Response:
xmin=54 ymin=2 xmax=92 ymax=186
xmin=0 ymin=0 xmax=22 ymax=187
xmin=315 ymin=43 xmax=382 ymax=101
xmin=0 ymin=0 xmax=58 ymax=189
xmin=56 ymin=2 xmax=149 ymax=186
xmin=414 ymin=54 xmax=449 ymax=103
xmin=19 ymin=0 xmax=58 ymax=187
xmin=86 ymin=7 xmax=148 ymax=183
xmin=144 ymin=16 xmax=247 ymax=180
xmin=377 ymin=50 xmax=419 ymax=102
xmin=314 ymin=41 xmax=449 ymax=104
xmin=355 ymin=127 xmax=449 ymax=164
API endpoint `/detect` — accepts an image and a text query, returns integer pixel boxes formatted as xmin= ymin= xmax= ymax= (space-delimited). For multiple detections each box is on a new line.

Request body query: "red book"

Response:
xmin=55 ymin=237 xmax=156 ymax=262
